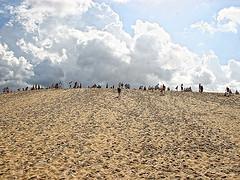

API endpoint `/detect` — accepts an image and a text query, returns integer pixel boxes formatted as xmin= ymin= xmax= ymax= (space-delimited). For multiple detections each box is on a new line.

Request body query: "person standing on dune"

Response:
xmin=117 ymin=87 xmax=121 ymax=99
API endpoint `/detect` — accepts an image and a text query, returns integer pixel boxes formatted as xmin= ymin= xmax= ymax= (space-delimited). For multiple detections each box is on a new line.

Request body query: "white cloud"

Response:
xmin=191 ymin=7 xmax=240 ymax=34
xmin=0 ymin=43 xmax=33 ymax=88
xmin=0 ymin=1 xmax=239 ymax=91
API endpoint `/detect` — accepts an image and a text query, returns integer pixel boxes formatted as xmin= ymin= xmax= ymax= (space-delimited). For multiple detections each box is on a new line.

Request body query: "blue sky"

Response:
xmin=98 ymin=0 xmax=240 ymax=64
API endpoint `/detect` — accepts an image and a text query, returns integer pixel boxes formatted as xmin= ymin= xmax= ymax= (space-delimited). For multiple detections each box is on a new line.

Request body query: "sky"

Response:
xmin=0 ymin=0 xmax=240 ymax=91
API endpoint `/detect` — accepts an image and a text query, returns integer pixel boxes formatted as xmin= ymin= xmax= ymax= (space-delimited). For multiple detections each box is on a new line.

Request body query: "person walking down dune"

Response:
xmin=117 ymin=87 xmax=121 ymax=99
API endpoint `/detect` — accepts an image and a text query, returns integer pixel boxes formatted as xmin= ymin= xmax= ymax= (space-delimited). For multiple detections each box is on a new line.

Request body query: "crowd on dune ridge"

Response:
xmin=1 ymin=81 xmax=240 ymax=97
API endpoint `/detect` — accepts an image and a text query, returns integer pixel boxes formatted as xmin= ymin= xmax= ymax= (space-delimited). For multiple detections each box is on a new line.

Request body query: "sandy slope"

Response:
xmin=0 ymin=89 xmax=240 ymax=179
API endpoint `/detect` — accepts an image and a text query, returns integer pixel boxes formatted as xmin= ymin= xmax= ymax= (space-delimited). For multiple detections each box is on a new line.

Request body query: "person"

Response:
xmin=224 ymin=87 xmax=230 ymax=97
xmin=181 ymin=84 xmax=183 ymax=91
xmin=106 ymin=83 xmax=108 ymax=89
xmin=163 ymin=84 xmax=166 ymax=92
xmin=69 ymin=81 xmax=73 ymax=88
xmin=73 ymin=82 xmax=78 ymax=88
xmin=175 ymin=86 xmax=178 ymax=91
xmin=199 ymin=83 xmax=203 ymax=93
xmin=236 ymin=90 xmax=239 ymax=95
xmin=117 ymin=87 xmax=121 ymax=98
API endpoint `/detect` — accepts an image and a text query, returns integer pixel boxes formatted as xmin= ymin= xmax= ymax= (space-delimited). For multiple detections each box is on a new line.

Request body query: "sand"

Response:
xmin=0 ymin=89 xmax=240 ymax=179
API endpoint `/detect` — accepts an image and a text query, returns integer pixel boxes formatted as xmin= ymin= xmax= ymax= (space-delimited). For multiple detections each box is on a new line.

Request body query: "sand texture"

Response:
xmin=0 ymin=89 xmax=240 ymax=179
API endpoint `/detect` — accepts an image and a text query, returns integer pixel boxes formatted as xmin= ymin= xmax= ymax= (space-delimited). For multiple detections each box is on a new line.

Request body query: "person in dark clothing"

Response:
xmin=163 ymin=84 xmax=166 ymax=92
xmin=199 ymin=83 xmax=203 ymax=93
xmin=175 ymin=86 xmax=178 ymax=91
xmin=117 ymin=87 xmax=121 ymax=98
xmin=73 ymin=82 xmax=78 ymax=88
xmin=225 ymin=87 xmax=230 ymax=97
xmin=181 ymin=84 xmax=184 ymax=91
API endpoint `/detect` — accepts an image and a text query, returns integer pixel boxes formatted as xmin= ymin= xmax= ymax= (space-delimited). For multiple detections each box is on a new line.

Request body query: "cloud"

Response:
xmin=0 ymin=1 xmax=239 ymax=91
xmin=0 ymin=43 xmax=33 ymax=88
xmin=191 ymin=7 xmax=240 ymax=34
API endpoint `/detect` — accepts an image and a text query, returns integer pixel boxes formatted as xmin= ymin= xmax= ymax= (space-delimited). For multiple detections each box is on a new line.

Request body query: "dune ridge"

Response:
xmin=0 ymin=89 xmax=240 ymax=179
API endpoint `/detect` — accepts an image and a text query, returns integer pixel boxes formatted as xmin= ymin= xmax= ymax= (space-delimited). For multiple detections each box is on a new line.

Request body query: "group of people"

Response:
xmin=175 ymin=84 xmax=192 ymax=92
xmin=1 ymin=81 xmax=240 ymax=98
xmin=224 ymin=87 xmax=239 ymax=96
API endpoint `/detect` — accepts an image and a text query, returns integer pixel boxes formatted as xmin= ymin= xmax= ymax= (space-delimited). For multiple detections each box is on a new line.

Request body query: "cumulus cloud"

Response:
xmin=191 ymin=7 xmax=240 ymax=34
xmin=0 ymin=43 xmax=33 ymax=88
xmin=0 ymin=0 xmax=239 ymax=91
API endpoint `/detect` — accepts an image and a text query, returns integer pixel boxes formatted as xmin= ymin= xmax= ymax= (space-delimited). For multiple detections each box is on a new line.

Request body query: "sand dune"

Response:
xmin=0 ymin=89 xmax=240 ymax=179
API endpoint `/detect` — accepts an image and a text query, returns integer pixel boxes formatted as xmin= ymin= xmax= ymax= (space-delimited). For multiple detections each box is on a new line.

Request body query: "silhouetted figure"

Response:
xmin=181 ymin=84 xmax=184 ymax=91
xmin=199 ymin=83 xmax=203 ymax=93
xmin=25 ymin=87 xmax=28 ymax=91
xmin=163 ymin=84 xmax=166 ymax=92
xmin=159 ymin=84 xmax=165 ymax=95
xmin=120 ymin=83 xmax=124 ymax=88
xmin=225 ymin=87 xmax=230 ymax=97
xmin=125 ymin=84 xmax=130 ymax=89
xmin=73 ymin=82 xmax=77 ymax=89
xmin=106 ymin=83 xmax=108 ymax=89
xmin=184 ymin=87 xmax=192 ymax=92
xmin=144 ymin=86 xmax=147 ymax=91
xmin=3 ymin=87 xmax=9 ymax=93
xmin=69 ymin=81 xmax=73 ymax=88
xmin=175 ymin=86 xmax=178 ymax=91
xmin=117 ymin=87 xmax=121 ymax=98
xmin=80 ymin=83 xmax=82 ymax=88
xmin=226 ymin=87 xmax=230 ymax=93
xmin=167 ymin=87 xmax=170 ymax=91
xmin=92 ymin=84 xmax=97 ymax=88
xmin=236 ymin=90 xmax=239 ymax=95
xmin=55 ymin=83 xmax=59 ymax=89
